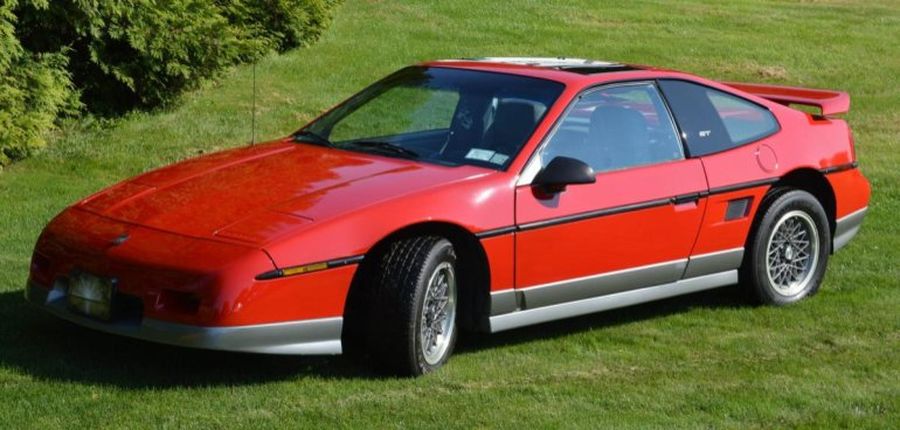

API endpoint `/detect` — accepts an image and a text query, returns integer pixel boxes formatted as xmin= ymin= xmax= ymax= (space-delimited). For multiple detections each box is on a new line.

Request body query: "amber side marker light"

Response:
xmin=255 ymin=255 xmax=364 ymax=280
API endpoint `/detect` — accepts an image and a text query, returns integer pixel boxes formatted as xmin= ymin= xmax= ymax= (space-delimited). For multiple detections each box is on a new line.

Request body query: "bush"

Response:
xmin=1 ymin=0 xmax=338 ymax=168
xmin=18 ymin=0 xmax=338 ymax=110
xmin=220 ymin=0 xmax=337 ymax=51
xmin=0 ymin=1 xmax=79 ymax=167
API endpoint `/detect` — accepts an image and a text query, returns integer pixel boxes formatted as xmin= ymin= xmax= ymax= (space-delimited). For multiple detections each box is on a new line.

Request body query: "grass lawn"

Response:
xmin=1 ymin=0 xmax=898 ymax=427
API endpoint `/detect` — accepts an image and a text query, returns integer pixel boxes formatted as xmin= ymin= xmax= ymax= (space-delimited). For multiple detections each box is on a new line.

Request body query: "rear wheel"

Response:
xmin=743 ymin=189 xmax=831 ymax=305
xmin=367 ymin=236 xmax=458 ymax=376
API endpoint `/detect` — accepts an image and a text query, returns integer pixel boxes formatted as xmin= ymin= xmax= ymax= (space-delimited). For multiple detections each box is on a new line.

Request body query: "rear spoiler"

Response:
xmin=722 ymin=82 xmax=850 ymax=116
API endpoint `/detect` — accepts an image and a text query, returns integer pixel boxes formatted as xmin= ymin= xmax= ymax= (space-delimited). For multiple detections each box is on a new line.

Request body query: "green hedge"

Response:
xmin=1 ymin=0 xmax=338 ymax=168
xmin=0 ymin=1 xmax=79 ymax=166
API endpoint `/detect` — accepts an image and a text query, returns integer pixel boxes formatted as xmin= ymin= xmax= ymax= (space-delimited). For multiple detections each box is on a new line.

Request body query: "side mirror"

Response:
xmin=532 ymin=156 xmax=596 ymax=194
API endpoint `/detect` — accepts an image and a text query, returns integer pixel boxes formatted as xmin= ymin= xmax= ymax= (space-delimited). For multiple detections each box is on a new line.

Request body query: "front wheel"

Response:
xmin=743 ymin=189 xmax=831 ymax=305
xmin=369 ymin=237 xmax=458 ymax=376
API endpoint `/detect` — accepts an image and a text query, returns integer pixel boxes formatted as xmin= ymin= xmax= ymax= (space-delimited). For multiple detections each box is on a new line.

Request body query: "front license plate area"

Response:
xmin=68 ymin=272 xmax=115 ymax=320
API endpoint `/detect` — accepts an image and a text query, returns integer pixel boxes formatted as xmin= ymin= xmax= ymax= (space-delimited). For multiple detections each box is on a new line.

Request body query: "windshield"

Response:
xmin=297 ymin=66 xmax=565 ymax=169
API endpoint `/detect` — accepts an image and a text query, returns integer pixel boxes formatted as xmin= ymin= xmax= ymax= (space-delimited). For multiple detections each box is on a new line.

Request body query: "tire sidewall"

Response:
xmin=409 ymin=239 xmax=458 ymax=374
xmin=750 ymin=190 xmax=831 ymax=305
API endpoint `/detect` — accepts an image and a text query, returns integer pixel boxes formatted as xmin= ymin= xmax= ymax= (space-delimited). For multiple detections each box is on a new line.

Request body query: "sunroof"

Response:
xmin=555 ymin=64 xmax=639 ymax=74
xmin=447 ymin=57 xmax=641 ymax=74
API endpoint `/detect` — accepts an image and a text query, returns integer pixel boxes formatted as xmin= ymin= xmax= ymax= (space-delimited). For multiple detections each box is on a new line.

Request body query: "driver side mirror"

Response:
xmin=532 ymin=156 xmax=596 ymax=195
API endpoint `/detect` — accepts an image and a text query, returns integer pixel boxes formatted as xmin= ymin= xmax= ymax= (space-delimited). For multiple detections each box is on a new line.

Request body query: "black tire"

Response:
xmin=742 ymin=188 xmax=831 ymax=305
xmin=366 ymin=236 xmax=458 ymax=376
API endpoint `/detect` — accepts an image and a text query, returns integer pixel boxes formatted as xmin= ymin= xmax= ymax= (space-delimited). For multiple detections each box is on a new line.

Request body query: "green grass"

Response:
xmin=1 ymin=0 xmax=898 ymax=427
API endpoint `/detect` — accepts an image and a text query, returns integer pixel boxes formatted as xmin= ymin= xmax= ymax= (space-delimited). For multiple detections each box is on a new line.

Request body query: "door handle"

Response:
xmin=672 ymin=192 xmax=702 ymax=205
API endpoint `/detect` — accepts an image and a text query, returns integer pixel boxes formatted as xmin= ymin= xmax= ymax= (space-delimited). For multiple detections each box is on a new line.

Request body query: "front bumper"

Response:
xmin=26 ymin=281 xmax=343 ymax=355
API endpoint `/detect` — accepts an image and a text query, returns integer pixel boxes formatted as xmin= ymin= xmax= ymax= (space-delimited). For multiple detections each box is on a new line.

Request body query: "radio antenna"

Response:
xmin=251 ymin=61 xmax=257 ymax=145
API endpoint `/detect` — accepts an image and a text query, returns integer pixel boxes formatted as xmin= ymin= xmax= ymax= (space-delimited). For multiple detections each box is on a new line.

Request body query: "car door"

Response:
xmin=656 ymin=79 xmax=782 ymax=261
xmin=513 ymin=81 xmax=709 ymax=309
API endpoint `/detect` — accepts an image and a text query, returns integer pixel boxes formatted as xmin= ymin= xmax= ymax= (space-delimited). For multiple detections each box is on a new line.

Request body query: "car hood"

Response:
xmin=78 ymin=139 xmax=488 ymax=244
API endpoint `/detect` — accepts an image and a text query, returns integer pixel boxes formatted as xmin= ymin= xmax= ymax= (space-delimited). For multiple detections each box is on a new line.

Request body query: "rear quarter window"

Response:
xmin=659 ymin=80 xmax=779 ymax=157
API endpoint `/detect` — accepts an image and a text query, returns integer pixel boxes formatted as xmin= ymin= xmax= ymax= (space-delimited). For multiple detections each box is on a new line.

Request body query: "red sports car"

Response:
xmin=27 ymin=58 xmax=870 ymax=375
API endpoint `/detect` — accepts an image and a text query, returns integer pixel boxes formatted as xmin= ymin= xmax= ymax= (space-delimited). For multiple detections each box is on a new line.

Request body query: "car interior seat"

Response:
xmin=588 ymin=105 xmax=650 ymax=171
xmin=483 ymin=100 xmax=538 ymax=156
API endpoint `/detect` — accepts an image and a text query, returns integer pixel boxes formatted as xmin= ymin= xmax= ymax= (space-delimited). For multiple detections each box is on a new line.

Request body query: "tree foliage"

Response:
xmin=1 ymin=0 xmax=338 ymax=168
xmin=0 ymin=1 xmax=79 ymax=165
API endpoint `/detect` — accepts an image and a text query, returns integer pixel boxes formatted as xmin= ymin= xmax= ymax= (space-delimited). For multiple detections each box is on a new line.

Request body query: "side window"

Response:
xmin=707 ymin=90 xmax=779 ymax=145
xmin=540 ymin=82 xmax=683 ymax=173
xmin=658 ymin=80 xmax=779 ymax=157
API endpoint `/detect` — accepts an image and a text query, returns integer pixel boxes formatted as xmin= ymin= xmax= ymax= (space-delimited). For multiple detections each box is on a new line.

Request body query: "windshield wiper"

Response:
xmin=292 ymin=130 xmax=333 ymax=147
xmin=343 ymin=140 xmax=420 ymax=159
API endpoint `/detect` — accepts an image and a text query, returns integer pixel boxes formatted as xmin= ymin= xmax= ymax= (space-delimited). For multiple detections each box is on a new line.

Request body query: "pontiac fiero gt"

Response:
xmin=27 ymin=58 xmax=870 ymax=375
